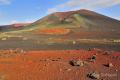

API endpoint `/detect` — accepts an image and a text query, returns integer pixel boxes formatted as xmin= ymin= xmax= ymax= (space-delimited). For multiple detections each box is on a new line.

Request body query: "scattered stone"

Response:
xmin=67 ymin=69 xmax=71 ymax=71
xmin=89 ymin=55 xmax=97 ymax=62
xmin=92 ymin=48 xmax=102 ymax=51
xmin=108 ymin=63 xmax=113 ymax=67
xmin=104 ymin=63 xmax=114 ymax=67
xmin=87 ymin=72 xmax=100 ymax=79
xmin=45 ymin=59 xmax=50 ymax=61
xmin=12 ymin=48 xmax=26 ymax=54
xmin=94 ymin=53 xmax=98 ymax=55
xmin=115 ymin=69 xmax=118 ymax=72
xmin=88 ymin=48 xmax=92 ymax=51
xmin=72 ymin=41 xmax=76 ymax=45
xmin=70 ymin=60 xmax=84 ymax=66
xmin=103 ymin=51 xmax=112 ymax=55
xmin=91 ymin=55 xmax=96 ymax=60
xmin=88 ymin=48 xmax=102 ymax=53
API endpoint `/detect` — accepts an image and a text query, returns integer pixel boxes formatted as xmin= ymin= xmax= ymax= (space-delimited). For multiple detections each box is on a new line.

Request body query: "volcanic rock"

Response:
xmin=70 ymin=60 xmax=84 ymax=66
xmin=87 ymin=72 xmax=100 ymax=79
xmin=89 ymin=55 xmax=97 ymax=62
xmin=107 ymin=63 xmax=114 ymax=67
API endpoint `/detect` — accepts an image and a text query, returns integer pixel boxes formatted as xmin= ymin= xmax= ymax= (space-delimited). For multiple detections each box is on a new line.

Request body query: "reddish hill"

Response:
xmin=33 ymin=9 xmax=120 ymax=31
xmin=26 ymin=9 xmax=120 ymax=39
xmin=0 ymin=23 xmax=31 ymax=32
xmin=12 ymin=23 xmax=31 ymax=28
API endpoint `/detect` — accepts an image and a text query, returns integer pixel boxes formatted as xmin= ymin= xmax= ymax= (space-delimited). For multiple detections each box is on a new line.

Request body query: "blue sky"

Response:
xmin=0 ymin=0 xmax=120 ymax=25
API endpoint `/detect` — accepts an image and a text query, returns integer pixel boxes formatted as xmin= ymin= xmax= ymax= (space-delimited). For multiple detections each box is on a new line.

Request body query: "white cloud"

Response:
xmin=10 ymin=19 xmax=34 ymax=24
xmin=0 ymin=0 xmax=11 ymax=5
xmin=10 ymin=20 xmax=19 ymax=24
xmin=47 ymin=8 xmax=58 ymax=13
xmin=111 ymin=15 xmax=120 ymax=20
xmin=47 ymin=0 xmax=120 ymax=13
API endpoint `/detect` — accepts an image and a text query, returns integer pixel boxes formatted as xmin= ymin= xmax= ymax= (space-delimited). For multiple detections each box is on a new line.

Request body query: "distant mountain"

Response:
xmin=0 ymin=23 xmax=31 ymax=32
xmin=0 ymin=9 xmax=120 ymax=39
xmin=28 ymin=9 xmax=120 ymax=31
